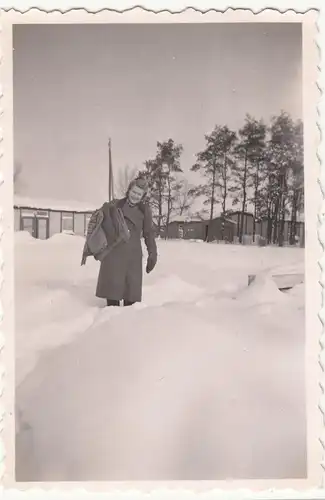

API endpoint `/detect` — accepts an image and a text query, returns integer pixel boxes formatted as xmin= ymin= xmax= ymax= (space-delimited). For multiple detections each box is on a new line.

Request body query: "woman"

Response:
xmin=96 ymin=177 xmax=157 ymax=306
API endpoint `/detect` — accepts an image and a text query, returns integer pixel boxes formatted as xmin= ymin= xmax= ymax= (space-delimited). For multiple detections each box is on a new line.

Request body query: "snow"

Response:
xmin=169 ymin=214 xmax=237 ymax=224
xmin=169 ymin=215 xmax=204 ymax=223
xmin=15 ymin=233 xmax=306 ymax=481
xmin=14 ymin=194 xmax=98 ymax=213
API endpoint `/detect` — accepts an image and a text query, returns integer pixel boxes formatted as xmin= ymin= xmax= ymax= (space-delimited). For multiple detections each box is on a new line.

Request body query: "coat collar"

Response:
xmin=118 ymin=198 xmax=143 ymax=227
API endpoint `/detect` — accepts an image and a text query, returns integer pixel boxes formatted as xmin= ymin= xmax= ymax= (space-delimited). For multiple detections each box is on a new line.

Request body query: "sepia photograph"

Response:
xmin=1 ymin=9 xmax=319 ymax=487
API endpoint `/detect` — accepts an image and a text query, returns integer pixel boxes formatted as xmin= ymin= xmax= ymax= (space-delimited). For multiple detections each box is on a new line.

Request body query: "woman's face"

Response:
xmin=128 ymin=185 xmax=145 ymax=205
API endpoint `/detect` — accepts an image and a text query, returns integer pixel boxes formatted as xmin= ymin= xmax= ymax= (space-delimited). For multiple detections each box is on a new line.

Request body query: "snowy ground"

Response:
xmin=15 ymin=232 xmax=306 ymax=482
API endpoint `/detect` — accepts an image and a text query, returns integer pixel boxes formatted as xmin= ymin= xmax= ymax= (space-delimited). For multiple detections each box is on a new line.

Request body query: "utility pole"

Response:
xmin=108 ymin=138 xmax=114 ymax=201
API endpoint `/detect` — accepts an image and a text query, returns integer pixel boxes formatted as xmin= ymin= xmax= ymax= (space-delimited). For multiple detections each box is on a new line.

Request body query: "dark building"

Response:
xmin=204 ymin=217 xmax=236 ymax=242
xmin=227 ymin=211 xmax=254 ymax=236
xmin=166 ymin=216 xmax=236 ymax=243
xmin=257 ymin=218 xmax=305 ymax=246
xmin=227 ymin=210 xmax=305 ymax=246
xmin=166 ymin=218 xmax=206 ymax=240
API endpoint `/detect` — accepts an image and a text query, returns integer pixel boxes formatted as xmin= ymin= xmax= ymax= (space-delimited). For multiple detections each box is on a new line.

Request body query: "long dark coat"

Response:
xmin=96 ymin=198 xmax=157 ymax=303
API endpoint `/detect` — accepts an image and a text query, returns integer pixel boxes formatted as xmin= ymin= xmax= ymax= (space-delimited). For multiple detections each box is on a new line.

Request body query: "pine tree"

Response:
xmin=288 ymin=120 xmax=304 ymax=245
xmin=156 ymin=139 xmax=183 ymax=238
xmin=191 ymin=125 xmax=237 ymax=241
xmin=140 ymin=157 xmax=167 ymax=236
xmin=247 ymin=120 xmax=267 ymax=241
xmin=266 ymin=112 xmax=298 ymax=246
xmin=215 ymin=127 xmax=237 ymax=216
xmin=231 ymin=115 xmax=266 ymax=243
xmin=140 ymin=139 xmax=183 ymax=237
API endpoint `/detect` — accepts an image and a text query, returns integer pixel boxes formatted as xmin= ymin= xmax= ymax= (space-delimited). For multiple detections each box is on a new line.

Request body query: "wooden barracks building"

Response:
xmin=14 ymin=196 xmax=305 ymax=247
xmin=14 ymin=195 xmax=96 ymax=240
xmin=167 ymin=211 xmax=305 ymax=247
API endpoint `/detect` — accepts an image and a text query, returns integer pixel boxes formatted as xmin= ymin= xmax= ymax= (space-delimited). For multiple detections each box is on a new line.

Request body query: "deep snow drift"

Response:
xmin=15 ymin=232 xmax=306 ymax=481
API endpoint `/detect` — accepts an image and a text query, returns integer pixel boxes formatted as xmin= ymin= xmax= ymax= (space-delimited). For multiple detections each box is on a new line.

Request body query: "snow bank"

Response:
xmin=143 ymin=274 xmax=205 ymax=306
xmin=15 ymin=234 xmax=306 ymax=481
xmin=48 ymin=232 xmax=84 ymax=244
xmin=14 ymin=230 xmax=35 ymax=244
xmin=238 ymin=271 xmax=289 ymax=306
xmin=15 ymin=232 xmax=100 ymax=386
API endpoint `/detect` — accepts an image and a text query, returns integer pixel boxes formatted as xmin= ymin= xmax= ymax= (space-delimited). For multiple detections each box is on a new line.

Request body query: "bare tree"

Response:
xmin=115 ymin=164 xmax=139 ymax=198
xmin=174 ymin=178 xmax=196 ymax=216
xmin=139 ymin=157 xmax=167 ymax=235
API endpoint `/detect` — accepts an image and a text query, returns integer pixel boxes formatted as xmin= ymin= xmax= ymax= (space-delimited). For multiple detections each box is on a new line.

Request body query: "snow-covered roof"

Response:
xmin=223 ymin=217 xmax=238 ymax=225
xmin=169 ymin=215 xmax=204 ymax=223
xmin=169 ymin=214 xmax=237 ymax=224
xmin=14 ymin=195 xmax=98 ymax=213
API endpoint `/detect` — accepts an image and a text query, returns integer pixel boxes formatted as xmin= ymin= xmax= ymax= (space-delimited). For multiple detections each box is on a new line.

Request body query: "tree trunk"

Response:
xmin=207 ymin=163 xmax=217 ymax=242
xmin=165 ymin=165 xmax=172 ymax=240
xmin=278 ymin=199 xmax=285 ymax=247
xmin=266 ymin=174 xmax=273 ymax=244
xmin=157 ymin=174 xmax=163 ymax=237
xmin=253 ymin=214 xmax=256 ymax=243
xmin=236 ymin=214 xmax=240 ymax=241
xmin=272 ymin=198 xmax=279 ymax=244
xmin=267 ymin=202 xmax=273 ymax=244
xmin=221 ymin=154 xmax=227 ymax=241
xmin=252 ymin=162 xmax=260 ymax=243
xmin=278 ymin=172 xmax=287 ymax=247
xmin=289 ymin=191 xmax=298 ymax=245
xmin=239 ymin=152 xmax=248 ymax=244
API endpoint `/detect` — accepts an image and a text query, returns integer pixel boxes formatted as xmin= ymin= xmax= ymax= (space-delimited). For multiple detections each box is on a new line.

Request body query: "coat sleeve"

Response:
xmin=80 ymin=209 xmax=101 ymax=266
xmin=143 ymin=204 xmax=157 ymax=259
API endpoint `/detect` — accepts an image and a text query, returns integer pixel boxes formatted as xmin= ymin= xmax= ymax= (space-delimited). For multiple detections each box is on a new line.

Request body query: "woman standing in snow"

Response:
xmin=96 ymin=177 xmax=157 ymax=307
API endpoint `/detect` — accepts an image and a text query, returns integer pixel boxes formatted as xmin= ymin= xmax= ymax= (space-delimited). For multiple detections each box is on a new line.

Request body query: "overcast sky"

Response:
xmin=13 ymin=22 xmax=302 ymax=206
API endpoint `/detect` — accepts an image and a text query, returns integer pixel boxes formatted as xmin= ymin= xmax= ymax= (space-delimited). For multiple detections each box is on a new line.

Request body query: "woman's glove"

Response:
xmin=146 ymin=254 xmax=157 ymax=274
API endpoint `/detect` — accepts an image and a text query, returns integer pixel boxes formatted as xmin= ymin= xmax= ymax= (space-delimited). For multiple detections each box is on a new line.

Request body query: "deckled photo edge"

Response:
xmin=0 ymin=5 xmax=323 ymax=496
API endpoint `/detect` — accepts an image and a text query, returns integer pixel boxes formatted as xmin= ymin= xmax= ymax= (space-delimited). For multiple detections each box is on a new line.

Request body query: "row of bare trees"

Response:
xmin=116 ymin=111 xmax=304 ymax=246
